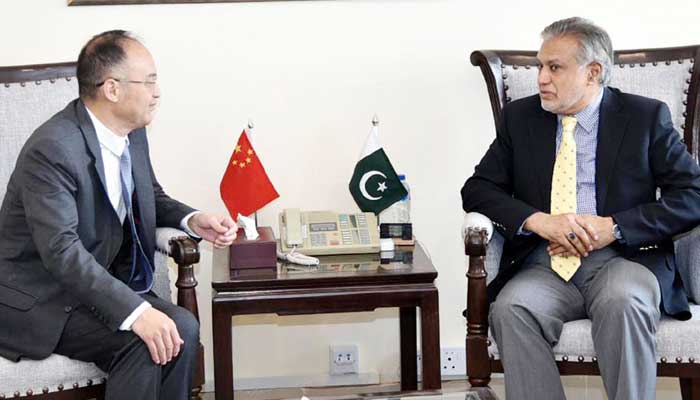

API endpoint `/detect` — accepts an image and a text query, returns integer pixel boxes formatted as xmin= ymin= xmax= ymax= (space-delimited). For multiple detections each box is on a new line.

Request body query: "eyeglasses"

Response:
xmin=95 ymin=77 xmax=158 ymax=88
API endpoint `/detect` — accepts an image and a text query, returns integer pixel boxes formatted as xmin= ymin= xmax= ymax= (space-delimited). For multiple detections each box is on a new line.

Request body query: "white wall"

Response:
xmin=3 ymin=0 xmax=700 ymax=395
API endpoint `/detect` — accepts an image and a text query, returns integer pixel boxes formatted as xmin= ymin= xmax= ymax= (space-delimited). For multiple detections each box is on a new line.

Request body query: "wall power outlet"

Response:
xmin=440 ymin=347 xmax=466 ymax=376
xmin=329 ymin=344 xmax=359 ymax=375
xmin=416 ymin=347 xmax=467 ymax=377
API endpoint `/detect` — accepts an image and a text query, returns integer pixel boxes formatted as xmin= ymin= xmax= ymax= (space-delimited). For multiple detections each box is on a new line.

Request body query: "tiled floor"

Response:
xmin=201 ymin=375 xmax=688 ymax=400
xmin=201 ymin=380 xmax=492 ymax=400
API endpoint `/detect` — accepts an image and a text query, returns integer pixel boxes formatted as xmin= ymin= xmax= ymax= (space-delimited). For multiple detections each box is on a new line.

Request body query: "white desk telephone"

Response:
xmin=279 ymin=209 xmax=380 ymax=256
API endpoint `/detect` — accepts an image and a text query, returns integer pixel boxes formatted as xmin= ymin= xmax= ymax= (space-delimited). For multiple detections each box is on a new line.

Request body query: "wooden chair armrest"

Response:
xmin=168 ymin=236 xmax=205 ymax=399
xmin=168 ymin=235 xmax=200 ymax=316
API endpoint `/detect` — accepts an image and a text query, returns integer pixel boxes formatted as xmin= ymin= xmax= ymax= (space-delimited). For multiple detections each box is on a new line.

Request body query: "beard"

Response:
xmin=540 ymin=98 xmax=556 ymax=113
xmin=539 ymin=91 xmax=586 ymax=115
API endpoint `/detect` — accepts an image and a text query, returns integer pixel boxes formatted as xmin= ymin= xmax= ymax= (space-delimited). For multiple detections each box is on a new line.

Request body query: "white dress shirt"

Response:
xmin=85 ymin=107 xmax=198 ymax=330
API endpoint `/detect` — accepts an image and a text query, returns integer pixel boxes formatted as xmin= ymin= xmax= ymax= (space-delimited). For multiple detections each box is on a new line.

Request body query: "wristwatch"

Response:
xmin=612 ymin=223 xmax=623 ymax=241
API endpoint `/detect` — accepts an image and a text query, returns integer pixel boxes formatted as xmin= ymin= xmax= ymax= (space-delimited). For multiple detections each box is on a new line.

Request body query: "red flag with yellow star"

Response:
xmin=220 ymin=129 xmax=279 ymax=218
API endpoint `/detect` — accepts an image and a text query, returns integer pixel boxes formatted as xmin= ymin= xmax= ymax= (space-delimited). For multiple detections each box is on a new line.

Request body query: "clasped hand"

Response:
xmin=523 ymin=212 xmax=615 ymax=257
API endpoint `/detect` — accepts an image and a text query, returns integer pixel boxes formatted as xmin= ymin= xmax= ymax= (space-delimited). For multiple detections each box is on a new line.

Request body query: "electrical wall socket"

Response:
xmin=329 ymin=345 xmax=359 ymax=375
xmin=440 ymin=347 xmax=466 ymax=376
xmin=416 ymin=347 xmax=467 ymax=378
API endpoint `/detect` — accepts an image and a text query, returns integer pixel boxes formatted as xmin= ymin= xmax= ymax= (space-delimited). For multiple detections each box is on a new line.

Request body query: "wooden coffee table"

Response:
xmin=211 ymin=243 xmax=441 ymax=400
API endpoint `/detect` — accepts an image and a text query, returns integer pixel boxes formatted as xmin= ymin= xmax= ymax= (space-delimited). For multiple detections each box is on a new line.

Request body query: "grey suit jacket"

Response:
xmin=0 ymin=99 xmax=195 ymax=361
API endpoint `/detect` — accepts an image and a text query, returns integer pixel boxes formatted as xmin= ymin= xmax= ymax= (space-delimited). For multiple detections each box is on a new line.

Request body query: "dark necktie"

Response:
xmin=119 ymin=145 xmax=154 ymax=293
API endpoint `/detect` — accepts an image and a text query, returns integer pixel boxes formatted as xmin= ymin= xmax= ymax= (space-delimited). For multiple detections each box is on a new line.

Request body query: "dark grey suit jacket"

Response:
xmin=462 ymin=88 xmax=700 ymax=320
xmin=0 ymin=99 xmax=195 ymax=361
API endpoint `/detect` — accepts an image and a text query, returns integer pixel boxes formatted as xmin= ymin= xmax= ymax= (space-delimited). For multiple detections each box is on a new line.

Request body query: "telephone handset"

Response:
xmin=282 ymin=208 xmax=303 ymax=246
xmin=279 ymin=209 xmax=380 ymax=256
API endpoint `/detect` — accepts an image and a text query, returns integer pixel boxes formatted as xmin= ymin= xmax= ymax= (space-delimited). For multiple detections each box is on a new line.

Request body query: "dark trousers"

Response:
xmin=54 ymin=293 xmax=199 ymax=400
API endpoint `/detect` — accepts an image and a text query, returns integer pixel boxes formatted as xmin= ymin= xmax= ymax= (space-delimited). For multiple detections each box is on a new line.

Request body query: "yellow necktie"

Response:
xmin=550 ymin=116 xmax=580 ymax=281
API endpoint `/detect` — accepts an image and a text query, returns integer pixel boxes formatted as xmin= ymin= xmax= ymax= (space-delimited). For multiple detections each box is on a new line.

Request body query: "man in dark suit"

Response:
xmin=0 ymin=31 xmax=238 ymax=399
xmin=462 ymin=18 xmax=700 ymax=400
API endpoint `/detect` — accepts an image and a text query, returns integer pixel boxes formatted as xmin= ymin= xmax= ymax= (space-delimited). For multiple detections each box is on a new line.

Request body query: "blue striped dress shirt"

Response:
xmin=556 ymin=88 xmax=604 ymax=216
xmin=516 ymin=89 xmax=604 ymax=236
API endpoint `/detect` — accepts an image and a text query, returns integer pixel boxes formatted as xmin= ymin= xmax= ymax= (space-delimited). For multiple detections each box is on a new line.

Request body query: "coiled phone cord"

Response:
xmin=276 ymin=247 xmax=320 ymax=266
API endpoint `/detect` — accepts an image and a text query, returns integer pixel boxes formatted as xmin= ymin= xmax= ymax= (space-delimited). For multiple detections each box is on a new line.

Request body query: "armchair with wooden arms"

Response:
xmin=0 ymin=62 xmax=205 ymax=399
xmin=464 ymin=45 xmax=700 ymax=399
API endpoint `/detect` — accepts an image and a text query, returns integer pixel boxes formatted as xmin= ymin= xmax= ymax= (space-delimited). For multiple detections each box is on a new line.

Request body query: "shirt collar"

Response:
xmin=85 ymin=106 xmax=129 ymax=158
xmin=558 ymin=87 xmax=604 ymax=134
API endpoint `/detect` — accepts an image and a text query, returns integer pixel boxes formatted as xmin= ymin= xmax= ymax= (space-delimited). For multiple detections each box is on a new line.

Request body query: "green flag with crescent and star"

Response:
xmin=349 ymin=125 xmax=407 ymax=214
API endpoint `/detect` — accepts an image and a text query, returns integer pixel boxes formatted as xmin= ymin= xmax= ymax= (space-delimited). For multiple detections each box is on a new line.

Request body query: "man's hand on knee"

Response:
xmin=132 ymin=308 xmax=184 ymax=365
xmin=524 ymin=212 xmax=593 ymax=257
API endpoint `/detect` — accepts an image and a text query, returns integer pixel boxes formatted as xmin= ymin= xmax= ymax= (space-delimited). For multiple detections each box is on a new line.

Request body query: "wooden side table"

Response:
xmin=211 ymin=243 xmax=441 ymax=400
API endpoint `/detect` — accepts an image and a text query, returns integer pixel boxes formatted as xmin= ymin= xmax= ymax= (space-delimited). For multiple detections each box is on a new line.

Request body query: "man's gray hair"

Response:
xmin=542 ymin=17 xmax=614 ymax=86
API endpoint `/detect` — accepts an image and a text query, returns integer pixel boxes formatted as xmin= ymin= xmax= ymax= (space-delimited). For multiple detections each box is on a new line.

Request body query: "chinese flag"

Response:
xmin=220 ymin=130 xmax=279 ymax=218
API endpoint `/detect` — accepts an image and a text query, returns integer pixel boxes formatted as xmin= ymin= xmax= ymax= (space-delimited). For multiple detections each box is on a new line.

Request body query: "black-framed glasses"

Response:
xmin=95 ymin=77 xmax=158 ymax=88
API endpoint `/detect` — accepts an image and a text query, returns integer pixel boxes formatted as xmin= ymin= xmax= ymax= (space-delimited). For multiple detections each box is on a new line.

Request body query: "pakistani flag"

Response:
xmin=349 ymin=125 xmax=407 ymax=214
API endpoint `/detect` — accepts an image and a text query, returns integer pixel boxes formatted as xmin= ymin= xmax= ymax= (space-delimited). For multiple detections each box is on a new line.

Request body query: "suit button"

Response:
xmin=90 ymin=306 xmax=96 ymax=312
xmin=64 ymin=306 xmax=73 ymax=313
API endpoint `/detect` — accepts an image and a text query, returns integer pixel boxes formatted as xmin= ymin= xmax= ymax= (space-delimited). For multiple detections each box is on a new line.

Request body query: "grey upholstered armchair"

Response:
xmin=0 ymin=63 xmax=204 ymax=399
xmin=463 ymin=45 xmax=700 ymax=399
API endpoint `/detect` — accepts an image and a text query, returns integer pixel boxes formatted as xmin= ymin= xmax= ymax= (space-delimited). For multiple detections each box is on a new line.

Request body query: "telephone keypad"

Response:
xmin=357 ymin=215 xmax=367 ymax=228
xmin=359 ymin=232 xmax=370 ymax=244
xmin=310 ymin=233 xmax=328 ymax=246
xmin=341 ymin=230 xmax=352 ymax=245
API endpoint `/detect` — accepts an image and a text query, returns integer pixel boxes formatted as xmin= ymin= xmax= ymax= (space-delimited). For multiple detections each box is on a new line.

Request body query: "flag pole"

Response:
xmin=246 ymin=118 xmax=255 ymax=139
xmin=371 ymin=114 xmax=379 ymax=217
xmin=247 ymin=117 xmax=258 ymax=226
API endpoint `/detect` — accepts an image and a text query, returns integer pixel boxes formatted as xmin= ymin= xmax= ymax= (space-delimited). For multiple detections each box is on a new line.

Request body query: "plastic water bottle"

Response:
xmin=380 ymin=174 xmax=411 ymax=224
xmin=396 ymin=174 xmax=410 ymax=223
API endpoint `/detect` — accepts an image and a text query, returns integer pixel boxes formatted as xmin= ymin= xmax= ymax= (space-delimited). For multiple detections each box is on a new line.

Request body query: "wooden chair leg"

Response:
xmin=680 ymin=378 xmax=700 ymax=400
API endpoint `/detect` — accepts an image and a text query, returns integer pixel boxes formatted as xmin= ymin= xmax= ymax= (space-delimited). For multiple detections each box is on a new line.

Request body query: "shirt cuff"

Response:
xmin=181 ymin=211 xmax=201 ymax=238
xmin=516 ymin=221 xmax=533 ymax=236
xmin=119 ymin=301 xmax=152 ymax=331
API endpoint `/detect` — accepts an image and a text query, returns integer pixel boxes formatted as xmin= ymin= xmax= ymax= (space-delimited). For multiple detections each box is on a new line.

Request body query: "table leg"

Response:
xmin=213 ymin=305 xmax=234 ymax=400
xmin=399 ymin=306 xmax=417 ymax=391
xmin=420 ymin=290 xmax=441 ymax=390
